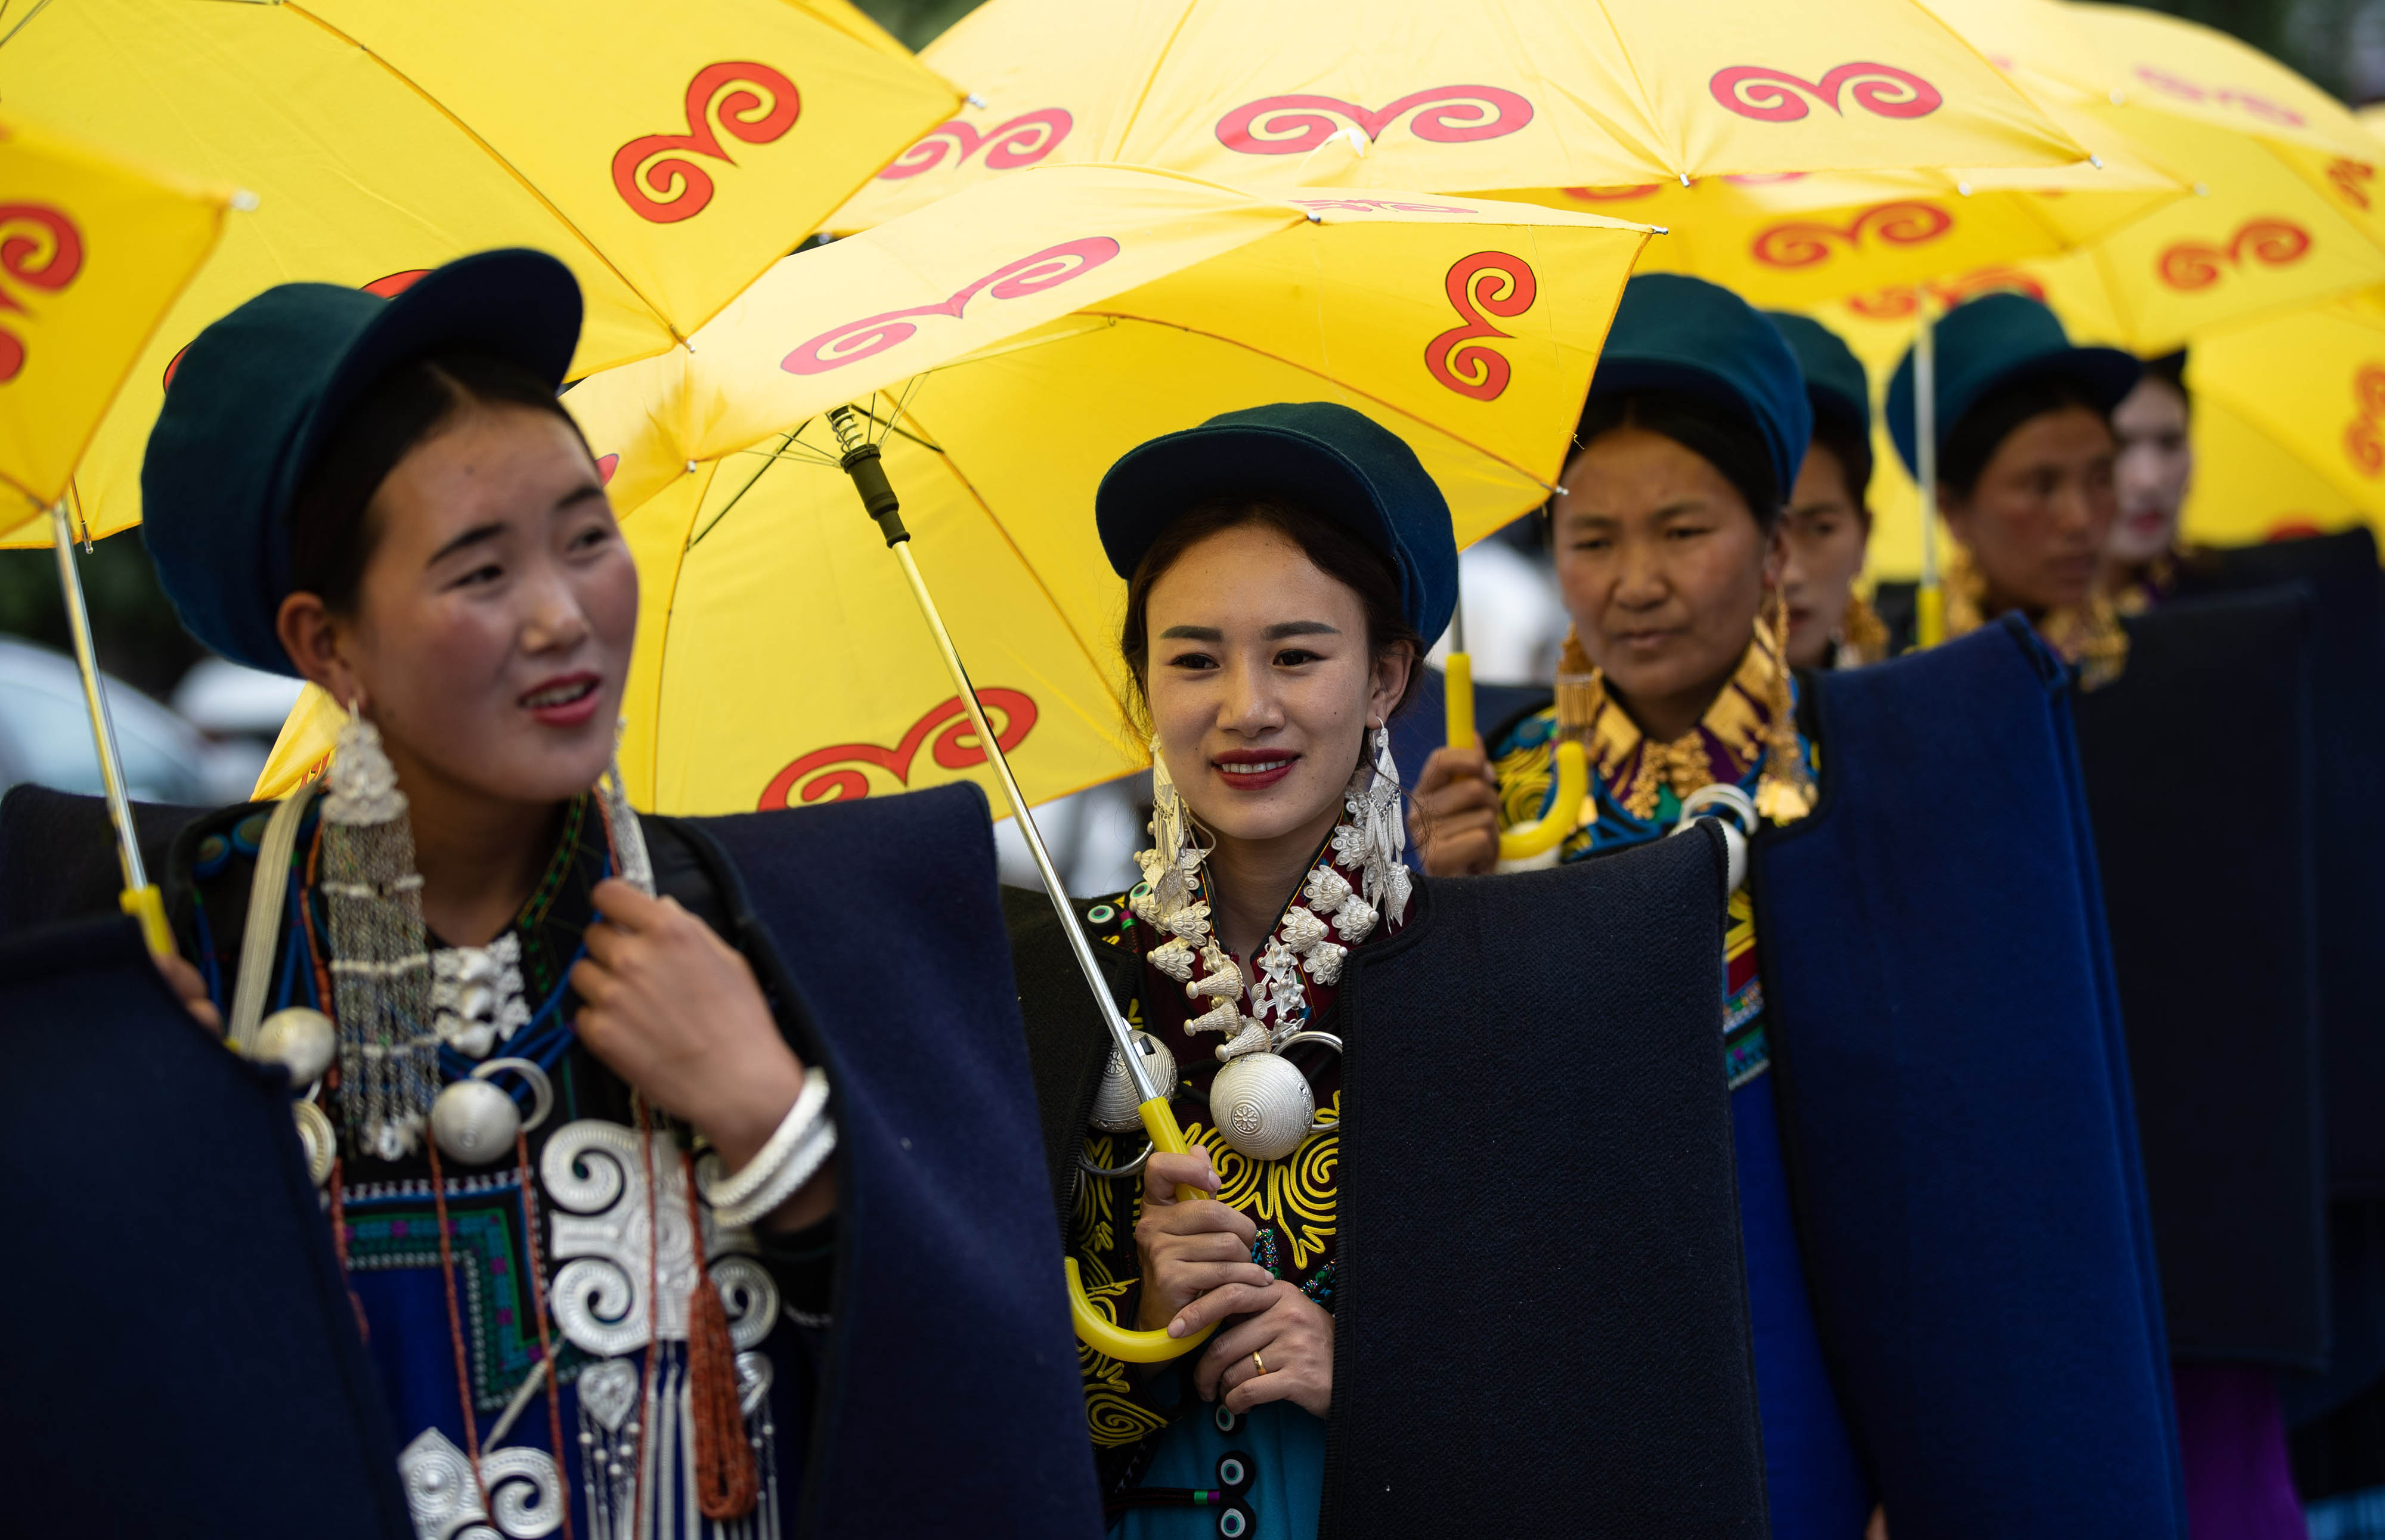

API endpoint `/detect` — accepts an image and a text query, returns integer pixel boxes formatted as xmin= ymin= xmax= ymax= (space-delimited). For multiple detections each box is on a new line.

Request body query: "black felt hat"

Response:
xmin=1885 ymin=292 xmax=2139 ymax=479
xmin=141 ymin=249 xmax=581 ymax=676
xmin=1095 ymin=402 xmax=1459 ymax=644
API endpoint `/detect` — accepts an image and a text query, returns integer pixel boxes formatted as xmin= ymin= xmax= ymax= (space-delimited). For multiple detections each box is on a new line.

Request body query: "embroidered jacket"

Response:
xmin=1067 ymin=840 xmax=1403 ymax=1457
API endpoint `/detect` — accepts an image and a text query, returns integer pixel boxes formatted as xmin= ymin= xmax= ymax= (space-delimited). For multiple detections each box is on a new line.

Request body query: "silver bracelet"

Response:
xmin=701 ymin=1067 xmax=832 ymax=1220
xmin=714 ymin=1116 xmax=836 ymax=1229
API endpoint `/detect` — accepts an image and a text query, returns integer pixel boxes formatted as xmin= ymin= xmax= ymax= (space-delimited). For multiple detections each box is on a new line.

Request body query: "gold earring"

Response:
xmin=1755 ymin=588 xmax=1816 ymax=822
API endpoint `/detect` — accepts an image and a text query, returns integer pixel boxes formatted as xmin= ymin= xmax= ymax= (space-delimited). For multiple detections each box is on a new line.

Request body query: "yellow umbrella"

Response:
xmin=1918 ymin=0 xmax=2385 ymax=352
xmin=0 ymin=0 xmax=959 ymax=548
xmin=259 ymin=166 xmax=1650 ymax=817
xmin=2180 ymin=289 xmax=2385 ymax=528
xmin=832 ymin=0 xmax=2090 ymax=231
xmin=253 ymin=166 xmax=1651 ymax=1363
xmin=0 ymin=109 xmax=236 ymax=953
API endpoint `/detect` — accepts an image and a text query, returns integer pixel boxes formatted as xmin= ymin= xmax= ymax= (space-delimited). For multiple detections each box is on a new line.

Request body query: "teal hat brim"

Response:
xmin=141 ymin=249 xmax=581 ymax=676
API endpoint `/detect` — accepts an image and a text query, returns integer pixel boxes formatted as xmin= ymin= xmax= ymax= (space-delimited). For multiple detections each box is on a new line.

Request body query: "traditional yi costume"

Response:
xmin=1010 ymin=404 xmax=1774 ymax=1539
xmin=0 ymin=252 xmax=1102 ymax=1538
xmin=1479 ymin=276 xmax=1869 ymax=1540
xmin=1892 ymin=294 xmax=2321 ymax=1539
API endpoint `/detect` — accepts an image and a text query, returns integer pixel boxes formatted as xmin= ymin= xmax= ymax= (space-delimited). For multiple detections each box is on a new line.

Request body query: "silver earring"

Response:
xmin=1332 ymin=721 xmax=1411 ymax=921
xmin=595 ymin=718 xmax=655 ymax=897
xmin=1134 ymin=733 xmax=1201 ymax=922
xmin=320 ymin=701 xmax=435 ymax=1161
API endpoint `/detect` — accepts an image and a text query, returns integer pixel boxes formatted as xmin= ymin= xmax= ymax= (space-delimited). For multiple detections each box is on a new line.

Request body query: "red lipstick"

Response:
xmin=1212 ymin=748 xmax=1299 ymax=791
xmin=520 ymin=671 xmax=602 ymax=728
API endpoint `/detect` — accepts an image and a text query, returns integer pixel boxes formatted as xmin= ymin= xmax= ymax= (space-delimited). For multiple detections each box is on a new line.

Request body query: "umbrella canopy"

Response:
xmin=2184 ymin=289 xmax=2385 ymax=526
xmin=0 ymin=0 xmax=959 ymax=547
xmin=0 ymin=111 xmax=232 ymax=526
xmin=1918 ymin=0 xmax=2385 ymax=352
xmin=831 ymin=0 xmax=2090 ymax=231
xmin=258 ymin=165 xmax=1651 ymax=810
xmin=0 ymin=107 xmax=236 ymax=954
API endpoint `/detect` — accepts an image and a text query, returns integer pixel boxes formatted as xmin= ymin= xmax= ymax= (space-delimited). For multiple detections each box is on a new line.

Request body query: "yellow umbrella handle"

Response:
xmin=1064 ymin=1096 xmax=1224 ymax=1363
xmin=1447 ymin=649 xmax=1587 ymax=863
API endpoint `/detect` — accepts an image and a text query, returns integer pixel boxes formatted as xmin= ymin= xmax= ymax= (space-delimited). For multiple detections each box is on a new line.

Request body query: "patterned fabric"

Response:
xmin=1489 ymin=636 xmax=1813 ymax=1085
xmin=1068 ymin=835 xmax=1400 ymax=1454
xmin=175 ymin=797 xmax=828 ymax=1540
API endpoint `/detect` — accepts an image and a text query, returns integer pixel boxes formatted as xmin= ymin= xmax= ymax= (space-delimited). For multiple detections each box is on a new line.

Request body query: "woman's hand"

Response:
xmin=1133 ymin=1149 xmax=1274 ymax=1333
xmin=1408 ymin=743 xmax=1501 ymax=876
xmin=572 ymin=878 xmax=829 ymax=1229
xmin=1172 ymin=1278 xmax=1334 ymax=1418
xmin=155 ymin=950 xmax=222 ymax=1037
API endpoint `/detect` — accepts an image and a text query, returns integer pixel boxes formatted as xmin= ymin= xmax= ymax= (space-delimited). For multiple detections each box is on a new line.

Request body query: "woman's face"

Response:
xmin=286 ymin=404 xmax=637 ymax=810
xmin=1552 ymin=424 xmax=1782 ymax=733
xmin=2109 ymin=376 xmax=2192 ymax=566
xmin=1778 ymin=441 xmax=1870 ymax=669
xmin=1141 ymin=522 xmax=1409 ymax=849
xmin=1942 ymin=405 xmax=2117 ymax=616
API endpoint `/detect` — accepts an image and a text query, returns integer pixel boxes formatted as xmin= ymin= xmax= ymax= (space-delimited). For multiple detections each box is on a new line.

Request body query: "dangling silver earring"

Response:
xmin=594 ymin=717 xmax=655 ymax=897
xmin=1334 ymin=721 xmax=1412 ymax=921
xmin=320 ymin=699 xmax=435 ymax=1161
xmin=1133 ymin=732 xmax=1202 ymax=922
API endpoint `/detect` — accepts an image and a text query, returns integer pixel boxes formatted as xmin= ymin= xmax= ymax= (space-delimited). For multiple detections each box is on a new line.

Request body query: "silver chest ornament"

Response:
xmin=1090 ymin=1030 xmax=1179 ymax=1133
xmin=428 ymin=1056 xmax=555 ymax=1165
xmin=1207 ymin=1031 xmax=1342 ymax=1163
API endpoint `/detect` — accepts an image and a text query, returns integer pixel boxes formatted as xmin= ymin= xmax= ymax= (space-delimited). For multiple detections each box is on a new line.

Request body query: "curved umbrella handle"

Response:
xmin=1498 ymin=739 xmax=1587 ymax=862
xmin=1447 ymin=648 xmax=1588 ymax=864
xmin=1065 ymin=1095 xmax=1222 ymax=1362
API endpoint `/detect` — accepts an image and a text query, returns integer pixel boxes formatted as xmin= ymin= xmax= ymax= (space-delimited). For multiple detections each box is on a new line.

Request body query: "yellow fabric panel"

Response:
xmin=0 ymin=111 xmax=228 ymax=520
xmin=834 ymin=0 xmax=2087 ymax=228
xmin=0 ymin=0 xmax=955 ymax=546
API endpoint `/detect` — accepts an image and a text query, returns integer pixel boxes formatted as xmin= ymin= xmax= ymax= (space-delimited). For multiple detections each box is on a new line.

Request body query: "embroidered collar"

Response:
xmin=1577 ymin=636 xmax=1788 ymax=819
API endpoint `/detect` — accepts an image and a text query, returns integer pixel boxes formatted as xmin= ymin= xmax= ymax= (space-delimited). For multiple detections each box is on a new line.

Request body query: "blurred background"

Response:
xmin=0 ymin=0 xmax=2364 ymax=882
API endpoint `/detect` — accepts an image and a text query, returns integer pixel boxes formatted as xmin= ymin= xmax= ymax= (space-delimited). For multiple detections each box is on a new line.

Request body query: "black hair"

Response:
xmin=1119 ymin=497 xmax=1425 ymax=726
xmin=2139 ymin=349 xmax=2189 ymax=411
xmin=1940 ymin=373 xmax=2112 ymax=502
xmin=1568 ymin=389 xmax=1781 ymax=529
xmin=287 ymin=352 xmax=590 ymax=615
xmin=1806 ymin=414 xmax=1875 ymax=520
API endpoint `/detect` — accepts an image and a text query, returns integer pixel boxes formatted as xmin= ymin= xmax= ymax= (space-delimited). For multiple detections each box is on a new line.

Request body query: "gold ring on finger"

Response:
xmin=1252 ymin=1350 xmax=1268 ymax=1375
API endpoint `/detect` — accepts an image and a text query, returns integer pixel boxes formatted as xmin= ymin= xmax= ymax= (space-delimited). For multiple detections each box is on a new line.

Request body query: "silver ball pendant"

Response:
xmin=430 ymin=1077 xmax=521 ymax=1166
xmin=1091 ymin=1031 xmax=1178 ymax=1133
xmin=255 ymin=1006 xmax=336 ymax=1085
xmin=1208 ymin=1051 xmax=1316 ymax=1163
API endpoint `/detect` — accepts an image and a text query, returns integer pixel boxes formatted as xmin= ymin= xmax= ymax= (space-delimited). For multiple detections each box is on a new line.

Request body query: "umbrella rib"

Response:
xmin=280 ymin=3 xmax=683 ymax=352
xmin=689 ymin=429 xmax=803 ymax=550
xmin=1105 ymin=0 xmax=1204 ymax=162
xmin=0 ymin=0 xmax=54 ymax=51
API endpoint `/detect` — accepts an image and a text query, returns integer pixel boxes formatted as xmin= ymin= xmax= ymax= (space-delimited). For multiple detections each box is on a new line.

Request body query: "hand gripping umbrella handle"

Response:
xmin=829 ymin=410 xmax=1215 ymax=1363
xmin=1444 ymin=648 xmax=1586 ymax=863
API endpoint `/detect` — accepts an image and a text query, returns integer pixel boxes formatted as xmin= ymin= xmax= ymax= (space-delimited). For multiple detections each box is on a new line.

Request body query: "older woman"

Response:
xmin=1885 ymin=293 xmax=2140 ymax=687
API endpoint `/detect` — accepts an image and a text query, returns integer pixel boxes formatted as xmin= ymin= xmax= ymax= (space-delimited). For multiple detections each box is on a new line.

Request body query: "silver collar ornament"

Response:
xmin=1120 ymin=726 xmax=1410 ymax=1162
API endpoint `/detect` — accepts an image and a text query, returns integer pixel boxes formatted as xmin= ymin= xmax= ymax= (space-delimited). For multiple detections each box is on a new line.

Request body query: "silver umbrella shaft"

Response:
xmin=885 ymin=540 xmax=1163 ymax=1104
xmin=49 ymin=500 xmax=148 ymax=894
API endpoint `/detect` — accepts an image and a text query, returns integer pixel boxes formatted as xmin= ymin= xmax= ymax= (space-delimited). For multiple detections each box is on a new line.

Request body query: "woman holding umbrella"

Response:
xmin=1030 ymin=401 xmax=1768 ymax=1539
xmin=1408 ymin=274 xmax=1877 ymax=1538
xmin=117 ymin=250 xmax=1088 ymax=1538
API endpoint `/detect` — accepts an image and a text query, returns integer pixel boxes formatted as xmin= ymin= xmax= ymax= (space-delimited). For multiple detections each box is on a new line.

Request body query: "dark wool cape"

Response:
xmin=1009 ymin=825 xmax=1774 ymax=1539
xmin=0 ymin=782 xmax=1102 ymax=1539
xmin=2074 ymin=588 xmax=2328 ymax=1371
